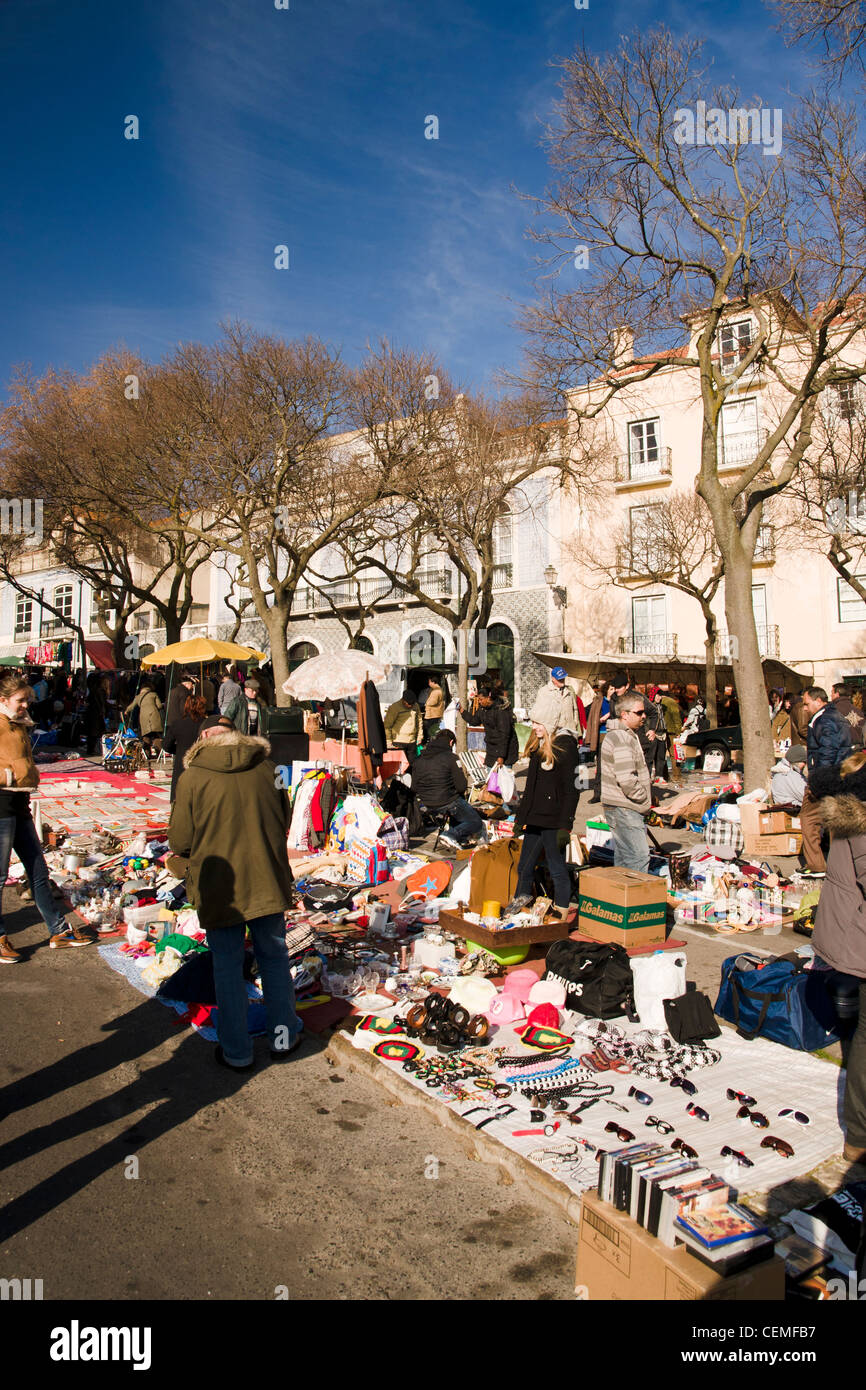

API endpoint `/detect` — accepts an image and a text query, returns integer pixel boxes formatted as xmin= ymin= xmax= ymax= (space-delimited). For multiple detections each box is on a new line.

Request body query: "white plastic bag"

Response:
xmin=497 ymin=766 xmax=516 ymax=804
xmin=630 ymin=951 xmax=687 ymax=1033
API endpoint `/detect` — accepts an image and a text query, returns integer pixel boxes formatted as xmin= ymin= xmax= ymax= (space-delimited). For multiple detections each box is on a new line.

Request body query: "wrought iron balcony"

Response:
xmin=715 ymin=623 xmax=780 ymax=659
xmin=719 ymin=428 xmax=769 ymax=470
xmin=616 ymin=446 xmax=672 ymax=484
xmin=753 ymin=525 xmax=775 ymax=563
xmin=492 ymin=562 xmax=514 ymax=590
xmin=619 ymin=633 xmax=679 ymax=656
xmin=41 ymin=617 xmax=74 ymax=637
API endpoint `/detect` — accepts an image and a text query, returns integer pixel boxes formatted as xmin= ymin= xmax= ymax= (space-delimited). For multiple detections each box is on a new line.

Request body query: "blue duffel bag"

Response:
xmin=714 ymin=951 xmax=841 ymax=1051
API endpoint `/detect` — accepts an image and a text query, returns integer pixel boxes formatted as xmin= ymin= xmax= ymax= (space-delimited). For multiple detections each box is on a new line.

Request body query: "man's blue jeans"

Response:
xmin=0 ymin=811 xmax=66 ymax=935
xmin=603 ymin=804 xmax=650 ymax=873
xmin=205 ymin=913 xmax=302 ymax=1067
xmin=442 ymin=797 xmax=484 ymax=843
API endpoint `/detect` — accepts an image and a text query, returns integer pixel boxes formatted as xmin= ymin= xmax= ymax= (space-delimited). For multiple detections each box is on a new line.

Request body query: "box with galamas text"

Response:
xmin=577 ymin=867 xmax=667 ymax=947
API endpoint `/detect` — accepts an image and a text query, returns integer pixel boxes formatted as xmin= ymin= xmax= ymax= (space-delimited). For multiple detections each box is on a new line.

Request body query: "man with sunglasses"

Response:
xmin=601 ymin=693 xmax=653 ymax=873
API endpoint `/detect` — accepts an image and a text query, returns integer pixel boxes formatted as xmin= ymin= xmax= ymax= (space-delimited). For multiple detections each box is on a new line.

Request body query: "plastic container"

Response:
xmin=123 ymin=902 xmax=163 ymax=928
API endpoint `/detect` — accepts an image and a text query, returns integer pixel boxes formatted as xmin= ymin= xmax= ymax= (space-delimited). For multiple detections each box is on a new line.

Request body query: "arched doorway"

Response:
xmin=406 ymin=628 xmax=447 ymax=667
xmin=486 ymin=623 xmax=515 ymax=705
xmin=287 ymin=640 xmax=319 ymax=673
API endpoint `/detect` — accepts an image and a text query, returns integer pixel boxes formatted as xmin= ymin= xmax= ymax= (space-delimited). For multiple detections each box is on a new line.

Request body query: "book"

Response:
xmin=646 ymin=1164 xmax=705 ymax=1236
xmin=676 ymin=1229 xmax=776 ymax=1277
xmin=598 ymin=1143 xmax=657 ymax=1205
xmin=628 ymin=1148 xmax=677 ymax=1220
xmin=658 ymin=1176 xmax=730 ymax=1248
xmin=615 ymin=1144 xmax=668 ymax=1212
xmin=636 ymin=1156 xmax=695 ymax=1229
xmin=675 ymin=1201 xmax=768 ymax=1249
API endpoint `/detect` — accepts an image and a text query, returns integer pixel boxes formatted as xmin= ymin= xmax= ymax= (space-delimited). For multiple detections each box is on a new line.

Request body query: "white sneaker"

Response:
xmin=438 ymin=834 xmax=463 ymax=852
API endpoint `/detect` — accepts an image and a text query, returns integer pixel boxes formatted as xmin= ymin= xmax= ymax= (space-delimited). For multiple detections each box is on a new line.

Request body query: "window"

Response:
xmin=628 ymin=418 xmax=660 ymax=479
xmin=288 ymin=640 xmax=319 ymax=672
xmin=52 ymin=584 xmax=73 ymax=621
xmin=720 ymin=396 xmax=760 ymax=467
xmin=133 ymin=610 xmax=151 ymax=632
xmin=486 ymin=623 xmax=515 ymax=704
xmin=349 ymin=634 xmax=374 ymax=654
xmin=629 ymin=504 xmax=666 ymax=571
xmin=492 ymin=512 xmax=514 ymax=587
xmin=631 ymin=595 xmax=667 ymax=652
xmin=835 ymin=381 xmax=859 ymax=422
xmin=719 ymin=319 xmax=753 ymax=369
xmin=406 ymin=629 xmax=446 ymax=666
xmin=14 ymin=596 xmax=32 ymax=638
xmin=837 ymin=576 xmax=866 ymax=624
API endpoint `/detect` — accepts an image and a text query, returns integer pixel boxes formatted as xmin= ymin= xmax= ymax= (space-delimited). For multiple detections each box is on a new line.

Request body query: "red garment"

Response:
xmin=575 ymin=696 xmax=587 ymax=732
xmin=309 ymin=773 xmax=329 ymax=833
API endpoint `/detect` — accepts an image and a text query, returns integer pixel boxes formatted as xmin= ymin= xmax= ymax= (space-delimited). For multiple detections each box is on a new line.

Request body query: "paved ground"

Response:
xmin=0 ymin=752 xmax=853 ymax=1301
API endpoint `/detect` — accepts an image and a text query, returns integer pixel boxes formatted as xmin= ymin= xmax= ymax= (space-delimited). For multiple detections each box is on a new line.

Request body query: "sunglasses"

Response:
xmin=686 ymin=1103 xmax=711 ymax=1122
xmin=670 ymin=1075 xmax=697 ymax=1096
xmin=727 ymin=1089 xmax=756 ymax=1107
xmin=720 ymin=1146 xmax=755 ymax=1168
xmin=737 ymin=1106 xmax=770 ymax=1128
xmin=604 ymin=1121 xmax=635 ymax=1142
xmin=761 ymin=1135 xmax=795 ymax=1157
xmin=671 ymin=1138 xmax=698 ymax=1159
xmin=628 ymin=1085 xmax=653 ymax=1106
xmin=645 ymin=1115 xmax=674 ymax=1134
xmin=778 ymin=1108 xmax=811 ymax=1126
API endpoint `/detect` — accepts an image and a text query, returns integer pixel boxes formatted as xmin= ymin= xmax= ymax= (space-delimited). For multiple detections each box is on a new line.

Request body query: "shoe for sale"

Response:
xmin=843 ymin=1141 xmax=866 ymax=1164
xmin=214 ymin=1045 xmax=254 ymax=1072
xmin=504 ymin=894 xmax=533 ymax=915
xmin=270 ymin=1032 xmax=304 ymax=1062
xmin=0 ymin=935 xmax=22 ymax=964
xmin=49 ymin=923 xmax=98 ymax=949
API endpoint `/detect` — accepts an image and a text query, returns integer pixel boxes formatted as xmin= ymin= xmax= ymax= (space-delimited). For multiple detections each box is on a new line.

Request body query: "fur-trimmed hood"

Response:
xmin=819 ymin=794 xmax=866 ymax=839
xmin=183 ymin=727 xmax=272 ymax=772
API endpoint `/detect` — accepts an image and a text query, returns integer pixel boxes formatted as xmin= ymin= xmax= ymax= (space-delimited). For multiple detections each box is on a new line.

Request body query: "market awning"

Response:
xmin=533 ymin=650 xmax=810 ymax=692
xmin=83 ymin=639 xmax=115 ymax=670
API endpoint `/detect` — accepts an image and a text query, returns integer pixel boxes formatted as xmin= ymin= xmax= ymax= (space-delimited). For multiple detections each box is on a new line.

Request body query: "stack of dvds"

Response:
xmin=597 ymin=1142 xmax=774 ymax=1274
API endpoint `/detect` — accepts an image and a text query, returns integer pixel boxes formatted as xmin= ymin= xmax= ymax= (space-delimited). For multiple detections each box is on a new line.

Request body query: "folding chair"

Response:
xmin=458 ymin=750 xmax=488 ymax=788
xmin=416 ymin=802 xmax=452 ymax=852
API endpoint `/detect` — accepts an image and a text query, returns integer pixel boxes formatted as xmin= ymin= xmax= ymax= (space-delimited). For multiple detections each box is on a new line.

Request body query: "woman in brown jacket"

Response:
xmin=0 ymin=676 xmax=95 ymax=963
xmin=812 ymin=750 xmax=866 ymax=1163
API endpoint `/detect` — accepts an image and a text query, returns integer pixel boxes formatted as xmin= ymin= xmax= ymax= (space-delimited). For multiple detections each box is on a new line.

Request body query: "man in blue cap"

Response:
xmin=530 ymin=665 xmax=580 ymax=735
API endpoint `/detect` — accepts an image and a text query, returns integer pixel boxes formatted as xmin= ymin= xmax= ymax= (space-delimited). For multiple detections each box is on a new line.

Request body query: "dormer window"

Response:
xmin=719 ymin=319 xmax=753 ymax=370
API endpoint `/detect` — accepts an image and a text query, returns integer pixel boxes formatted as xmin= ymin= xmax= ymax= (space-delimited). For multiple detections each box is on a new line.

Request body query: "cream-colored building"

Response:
xmin=558 ymin=304 xmax=866 ymax=697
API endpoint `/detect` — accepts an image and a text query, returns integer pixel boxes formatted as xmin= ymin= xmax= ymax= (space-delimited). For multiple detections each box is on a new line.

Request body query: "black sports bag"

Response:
xmin=543 ymin=939 xmax=636 ymax=1019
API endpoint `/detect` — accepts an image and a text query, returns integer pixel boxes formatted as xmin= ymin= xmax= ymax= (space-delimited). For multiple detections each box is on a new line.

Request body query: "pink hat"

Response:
xmin=502 ymin=968 xmax=539 ymax=1003
xmin=528 ymin=979 xmax=567 ymax=1009
xmin=486 ymin=993 xmax=527 ymax=1026
xmin=527 ymin=1002 xmax=560 ymax=1029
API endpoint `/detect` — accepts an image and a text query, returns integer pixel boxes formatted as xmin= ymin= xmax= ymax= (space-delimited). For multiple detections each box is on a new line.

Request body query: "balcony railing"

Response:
xmin=619 ymin=633 xmax=679 ymax=656
xmin=719 ymin=429 xmax=769 ymax=470
xmin=41 ymin=617 xmax=74 ymax=637
xmin=616 ymin=446 xmax=672 ymax=484
xmin=291 ymin=569 xmax=453 ymax=615
xmin=492 ymin=562 xmax=513 ymax=590
xmin=716 ymin=623 xmax=780 ymax=660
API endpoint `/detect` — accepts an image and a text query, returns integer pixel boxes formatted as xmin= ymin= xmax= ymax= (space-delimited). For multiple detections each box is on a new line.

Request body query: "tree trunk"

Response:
xmin=724 ymin=553 xmax=774 ymax=787
xmin=454 ymin=622 xmax=470 ymax=754
xmin=164 ymin=615 xmax=182 ymax=645
xmin=265 ymin=603 xmax=292 ymax=706
xmin=703 ymin=616 xmax=718 ymax=727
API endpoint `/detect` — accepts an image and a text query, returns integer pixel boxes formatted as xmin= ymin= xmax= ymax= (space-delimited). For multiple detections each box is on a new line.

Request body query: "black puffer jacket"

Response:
xmin=410 ymin=733 xmax=468 ymax=809
xmin=807 ymin=703 xmax=852 ymax=772
xmin=514 ymin=733 xmax=580 ymax=831
xmin=460 ymin=699 xmax=519 ymax=765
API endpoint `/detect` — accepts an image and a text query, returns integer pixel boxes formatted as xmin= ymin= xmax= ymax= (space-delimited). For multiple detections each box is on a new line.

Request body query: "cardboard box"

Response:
xmin=576 ymin=1191 xmax=784 ymax=1301
xmin=743 ymin=832 xmax=802 ymax=857
xmin=740 ymin=803 xmax=800 ymax=837
xmin=577 ymin=866 xmax=667 ymax=947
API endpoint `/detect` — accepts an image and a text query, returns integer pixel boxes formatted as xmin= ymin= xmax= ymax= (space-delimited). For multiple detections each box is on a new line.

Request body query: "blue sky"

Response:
xmin=0 ymin=0 xmax=813 ymax=397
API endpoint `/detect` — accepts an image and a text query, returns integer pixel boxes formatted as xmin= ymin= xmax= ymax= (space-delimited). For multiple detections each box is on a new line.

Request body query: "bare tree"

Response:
xmin=346 ymin=344 xmax=579 ymax=745
xmin=580 ymin=490 xmax=726 ymax=724
xmin=517 ymin=28 xmax=866 ymax=783
xmin=773 ymin=0 xmax=866 ymax=71
xmin=790 ymin=387 xmax=866 ymax=602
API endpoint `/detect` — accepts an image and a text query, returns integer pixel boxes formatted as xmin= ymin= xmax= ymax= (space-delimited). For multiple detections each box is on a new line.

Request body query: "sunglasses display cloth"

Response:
xmin=347 ymin=1007 xmax=845 ymax=1200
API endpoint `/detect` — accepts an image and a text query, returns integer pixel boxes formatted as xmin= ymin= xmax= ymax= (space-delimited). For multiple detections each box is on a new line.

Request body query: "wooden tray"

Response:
xmin=438 ymin=907 xmax=574 ymax=949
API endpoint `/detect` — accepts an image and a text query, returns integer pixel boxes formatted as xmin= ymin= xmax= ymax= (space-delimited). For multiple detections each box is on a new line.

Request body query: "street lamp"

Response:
xmin=544 ymin=566 xmax=568 ymax=651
